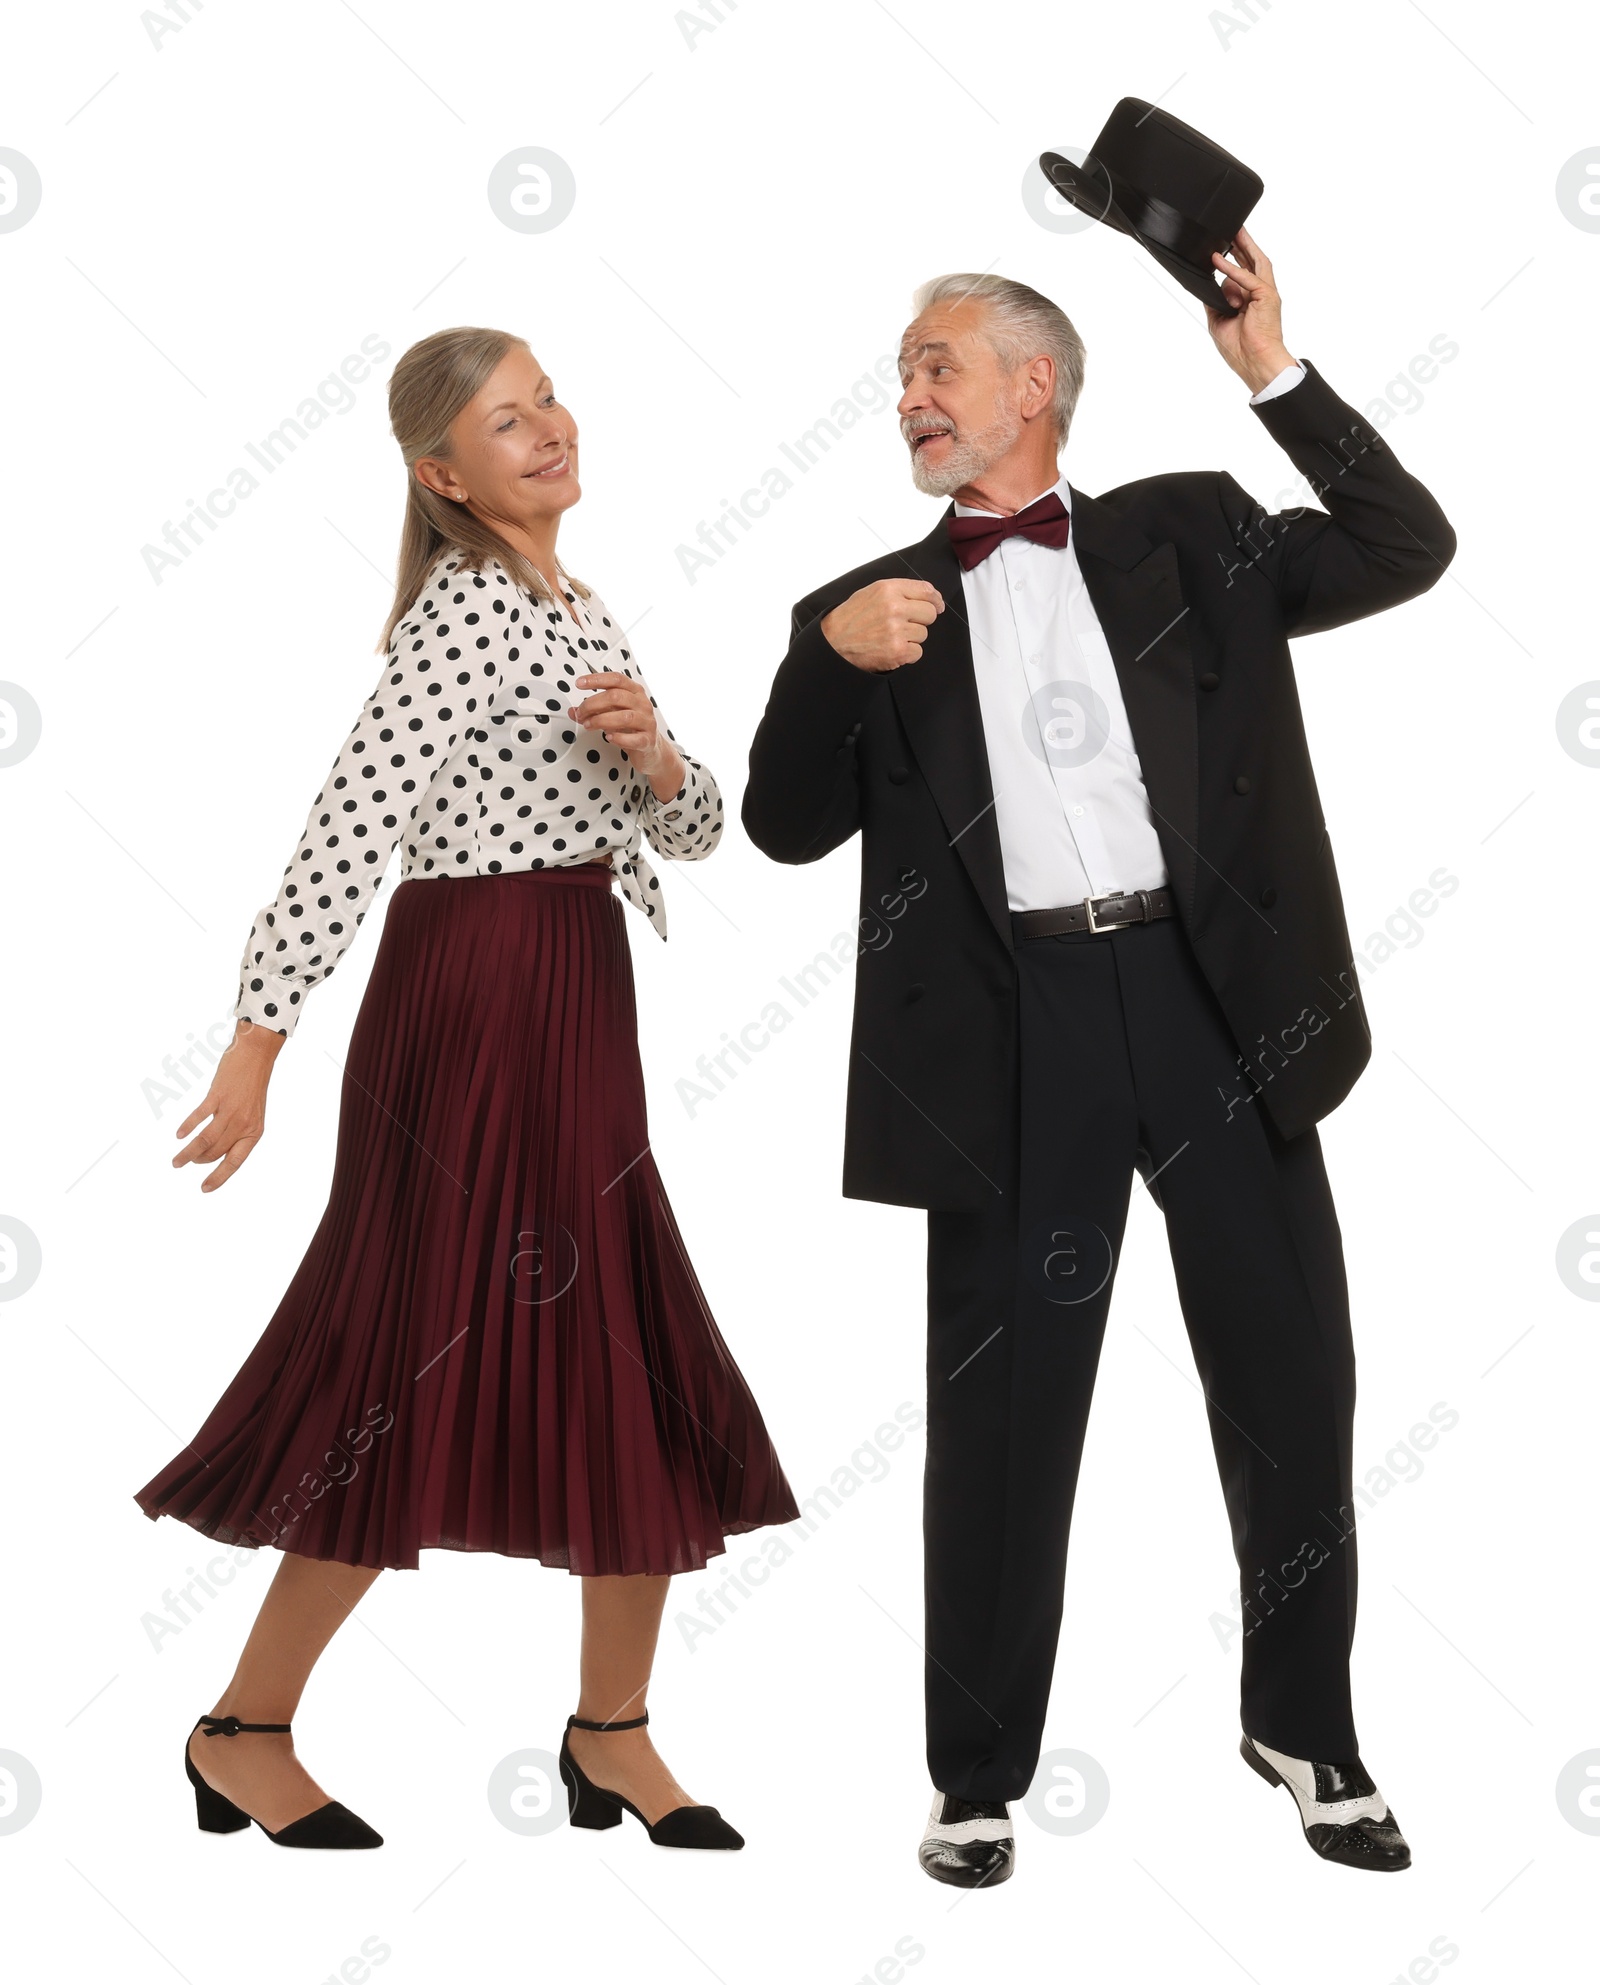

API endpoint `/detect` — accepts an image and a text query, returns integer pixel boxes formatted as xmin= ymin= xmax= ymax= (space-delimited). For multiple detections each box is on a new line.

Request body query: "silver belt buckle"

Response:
xmin=1084 ymin=889 xmax=1146 ymax=934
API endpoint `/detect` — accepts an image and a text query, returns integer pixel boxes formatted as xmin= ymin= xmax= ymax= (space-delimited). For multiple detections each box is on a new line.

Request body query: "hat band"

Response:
xmin=1118 ymin=184 xmax=1231 ymax=268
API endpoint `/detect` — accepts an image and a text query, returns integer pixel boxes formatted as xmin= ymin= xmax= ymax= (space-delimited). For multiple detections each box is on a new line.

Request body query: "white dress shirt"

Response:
xmin=235 ymin=550 xmax=723 ymax=1037
xmin=953 ymin=362 xmax=1305 ymax=911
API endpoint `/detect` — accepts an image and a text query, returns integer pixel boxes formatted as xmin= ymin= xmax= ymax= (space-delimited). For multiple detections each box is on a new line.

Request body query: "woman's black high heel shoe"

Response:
xmin=558 ymin=1711 xmax=744 ymax=1850
xmin=185 ymin=1714 xmax=383 ymax=1849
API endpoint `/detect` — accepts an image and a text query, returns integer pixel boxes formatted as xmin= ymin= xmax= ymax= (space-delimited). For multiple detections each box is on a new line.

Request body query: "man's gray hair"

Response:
xmin=910 ymin=273 xmax=1087 ymax=447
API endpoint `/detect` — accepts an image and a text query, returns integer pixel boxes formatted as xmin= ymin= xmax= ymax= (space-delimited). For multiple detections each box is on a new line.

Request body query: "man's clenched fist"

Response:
xmin=820 ymin=579 xmax=945 ymax=673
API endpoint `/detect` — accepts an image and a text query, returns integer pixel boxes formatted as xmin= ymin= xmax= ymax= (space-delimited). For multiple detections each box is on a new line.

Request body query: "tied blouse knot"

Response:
xmin=235 ymin=551 xmax=724 ymax=1037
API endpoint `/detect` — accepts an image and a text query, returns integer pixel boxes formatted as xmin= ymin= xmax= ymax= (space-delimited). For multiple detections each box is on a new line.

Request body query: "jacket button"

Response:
xmin=906 ymin=983 xmax=925 ymax=1003
xmin=888 ymin=764 xmax=910 ymax=784
xmin=1259 ymin=887 xmax=1277 ymax=907
xmin=1233 ymin=775 xmax=1251 ymax=795
xmin=1199 ymin=671 xmax=1219 ymax=691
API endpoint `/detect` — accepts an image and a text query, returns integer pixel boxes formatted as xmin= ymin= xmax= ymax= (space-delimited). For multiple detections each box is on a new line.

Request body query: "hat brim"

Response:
xmin=1039 ymin=151 xmax=1243 ymax=318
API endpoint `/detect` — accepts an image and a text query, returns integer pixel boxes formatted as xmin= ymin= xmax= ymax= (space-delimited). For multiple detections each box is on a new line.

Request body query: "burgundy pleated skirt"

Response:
xmin=135 ymin=863 xmax=799 ymax=1573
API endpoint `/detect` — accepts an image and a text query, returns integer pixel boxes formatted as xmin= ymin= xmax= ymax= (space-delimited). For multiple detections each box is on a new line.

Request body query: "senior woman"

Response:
xmin=135 ymin=327 xmax=797 ymax=1851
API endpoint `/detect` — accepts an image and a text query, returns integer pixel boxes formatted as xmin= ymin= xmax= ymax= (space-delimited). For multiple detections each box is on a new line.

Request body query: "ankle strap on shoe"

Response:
xmin=199 ymin=1714 xmax=292 ymax=1737
xmin=566 ymin=1711 xmax=649 ymax=1732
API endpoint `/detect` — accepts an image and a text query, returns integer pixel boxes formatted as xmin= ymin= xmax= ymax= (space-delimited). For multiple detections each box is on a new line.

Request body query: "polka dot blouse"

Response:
xmin=235 ymin=551 xmax=724 ymax=1038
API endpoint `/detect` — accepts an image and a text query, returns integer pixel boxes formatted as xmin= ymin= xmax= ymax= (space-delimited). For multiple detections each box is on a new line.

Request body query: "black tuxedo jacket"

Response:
xmin=743 ymin=360 xmax=1457 ymax=1210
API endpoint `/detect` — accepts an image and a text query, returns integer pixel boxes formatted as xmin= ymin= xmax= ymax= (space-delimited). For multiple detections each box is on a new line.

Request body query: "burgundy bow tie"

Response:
xmin=945 ymin=490 xmax=1071 ymax=570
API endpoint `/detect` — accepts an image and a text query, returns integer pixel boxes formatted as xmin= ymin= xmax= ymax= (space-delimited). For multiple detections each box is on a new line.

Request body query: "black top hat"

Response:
xmin=1040 ymin=99 xmax=1263 ymax=315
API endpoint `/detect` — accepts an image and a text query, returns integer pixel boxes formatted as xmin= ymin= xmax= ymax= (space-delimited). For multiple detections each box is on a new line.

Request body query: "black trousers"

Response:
xmin=924 ymin=916 xmax=1360 ymax=1802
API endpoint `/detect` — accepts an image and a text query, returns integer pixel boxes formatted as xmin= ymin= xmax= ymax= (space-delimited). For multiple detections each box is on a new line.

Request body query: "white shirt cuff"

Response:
xmin=1249 ymin=360 xmax=1306 ymax=405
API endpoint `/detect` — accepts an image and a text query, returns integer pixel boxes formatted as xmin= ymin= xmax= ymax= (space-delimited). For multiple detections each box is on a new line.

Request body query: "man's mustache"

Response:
xmin=902 ymin=416 xmax=956 ymax=447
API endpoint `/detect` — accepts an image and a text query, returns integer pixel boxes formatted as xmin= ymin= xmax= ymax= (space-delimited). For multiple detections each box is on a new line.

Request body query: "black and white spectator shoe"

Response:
xmin=917 ymin=1792 xmax=1015 ymax=1888
xmin=1241 ymin=1735 xmax=1411 ymax=1871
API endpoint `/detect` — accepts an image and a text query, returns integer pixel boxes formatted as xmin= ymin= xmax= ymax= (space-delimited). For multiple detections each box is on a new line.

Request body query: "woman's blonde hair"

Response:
xmin=379 ymin=325 xmax=589 ymax=652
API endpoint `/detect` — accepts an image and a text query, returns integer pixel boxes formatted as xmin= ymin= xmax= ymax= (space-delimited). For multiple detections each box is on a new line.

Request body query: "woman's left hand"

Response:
xmin=570 ymin=672 xmax=685 ymax=800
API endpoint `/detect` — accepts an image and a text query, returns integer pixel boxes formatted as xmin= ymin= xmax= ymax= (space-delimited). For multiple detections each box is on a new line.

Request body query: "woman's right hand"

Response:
xmin=173 ymin=1019 xmax=285 ymax=1192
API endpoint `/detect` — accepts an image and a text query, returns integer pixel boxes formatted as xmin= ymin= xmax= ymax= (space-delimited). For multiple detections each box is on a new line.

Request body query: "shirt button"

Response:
xmin=1013 ymin=579 xmax=1025 ymax=592
xmin=1072 ymin=804 xmax=1085 ymax=816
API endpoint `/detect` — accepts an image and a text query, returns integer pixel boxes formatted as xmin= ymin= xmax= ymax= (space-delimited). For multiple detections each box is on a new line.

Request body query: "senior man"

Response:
xmin=743 ymin=235 xmax=1455 ymax=1886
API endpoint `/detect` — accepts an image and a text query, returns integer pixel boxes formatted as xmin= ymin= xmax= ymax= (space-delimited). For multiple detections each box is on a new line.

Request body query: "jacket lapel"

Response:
xmin=885 ymin=518 xmax=1013 ymax=951
xmin=1066 ymin=485 xmax=1201 ymax=922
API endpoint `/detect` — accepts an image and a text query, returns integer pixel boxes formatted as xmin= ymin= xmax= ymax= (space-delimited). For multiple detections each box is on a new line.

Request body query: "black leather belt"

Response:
xmin=1011 ymin=887 xmax=1175 ymax=940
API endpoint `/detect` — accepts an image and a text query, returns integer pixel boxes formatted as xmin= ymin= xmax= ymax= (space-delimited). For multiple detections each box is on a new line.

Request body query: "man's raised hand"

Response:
xmin=1206 ymin=226 xmax=1297 ymax=397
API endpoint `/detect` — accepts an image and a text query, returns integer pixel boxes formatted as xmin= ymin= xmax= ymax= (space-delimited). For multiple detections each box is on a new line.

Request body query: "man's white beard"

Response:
xmin=907 ymin=399 xmax=1024 ymax=498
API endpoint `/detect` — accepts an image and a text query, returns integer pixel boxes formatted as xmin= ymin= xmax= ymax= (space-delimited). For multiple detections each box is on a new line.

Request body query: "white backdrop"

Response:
xmin=3 ymin=1 xmax=1596 ymax=1979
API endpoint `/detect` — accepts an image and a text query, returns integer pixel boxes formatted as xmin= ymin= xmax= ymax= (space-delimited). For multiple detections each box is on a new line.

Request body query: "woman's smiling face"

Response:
xmin=416 ymin=344 xmax=582 ymax=527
